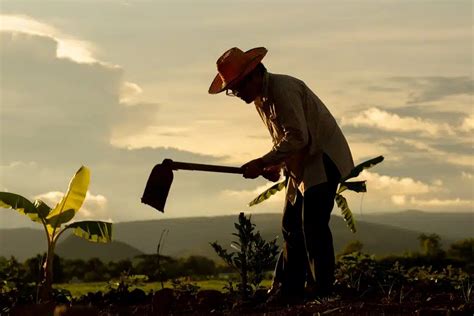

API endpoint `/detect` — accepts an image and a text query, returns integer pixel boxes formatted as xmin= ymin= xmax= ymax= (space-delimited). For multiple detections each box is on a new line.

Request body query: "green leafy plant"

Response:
xmin=375 ymin=261 xmax=412 ymax=304
xmin=418 ymin=233 xmax=444 ymax=257
xmin=170 ymin=278 xmax=201 ymax=295
xmin=335 ymin=252 xmax=378 ymax=292
xmin=156 ymin=229 xmax=169 ymax=289
xmin=249 ymin=156 xmax=384 ymax=233
xmin=107 ymin=271 xmax=148 ymax=294
xmin=0 ymin=166 xmax=112 ymax=302
xmin=210 ymin=212 xmax=279 ymax=299
xmin=448 ymin=266 xmax=472 ymax=303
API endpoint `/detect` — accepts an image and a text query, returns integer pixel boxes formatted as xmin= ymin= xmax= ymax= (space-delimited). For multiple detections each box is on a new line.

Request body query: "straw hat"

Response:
xmin=208 ymin=47 xmax=267 ymax=94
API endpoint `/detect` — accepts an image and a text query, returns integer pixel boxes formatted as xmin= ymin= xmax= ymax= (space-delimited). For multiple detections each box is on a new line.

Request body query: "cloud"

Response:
xmin=347 ymin=140 xmax=399 ymax=162
xmin=398 ymin=139 xmax=472 ymax=168
xmin=0 ymin=30 xmax=156 ymax=160
xmin=0 ymin=1 xmax=472 ymax=227
xmin=460 ymin=114 xmax=474 ymax=132
xmin=461 ymin=172 xmax=473 ymax=180
xmin=399 ymin=77 xmax=473 ymax=104
xmin=1 ymin=14 xmax=102 ymax=64
xmin=0 ymin=161 xmax=38 ymax=169
xmin=391 ymin=195 xmax=406 ymax=205
xmin=221 ymin=181 xmax=285 ymax=206
xmin=408 ymin=197 xmax=473 ymax=208
xmin=34 ymin=191 xmax=109 ymax=220
xmin=0 ymin=28 xmax=257 ymax=224
xmin=341 ymin=107 xmax=454 ymax=137
xmin=119 ymin=81 xmax=143 ymax=104
xmin=356 ymin=171 xmax=437 ymax=196
xmin=342 ymin=171 xmax=473 ymax=213
xmin=111 ymin=116 xmax=272 ymax=164
xmin=390 ymin=194 xmax=472 ymax=209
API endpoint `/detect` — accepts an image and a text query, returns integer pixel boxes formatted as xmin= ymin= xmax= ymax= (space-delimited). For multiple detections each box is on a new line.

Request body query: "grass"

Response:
xmin=55 ymin=279 xmax=273 ymax=298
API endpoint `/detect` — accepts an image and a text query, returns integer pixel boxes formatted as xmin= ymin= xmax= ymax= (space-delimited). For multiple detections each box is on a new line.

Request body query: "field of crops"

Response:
xmin=54 ymin=279 xmax=273 ymax=298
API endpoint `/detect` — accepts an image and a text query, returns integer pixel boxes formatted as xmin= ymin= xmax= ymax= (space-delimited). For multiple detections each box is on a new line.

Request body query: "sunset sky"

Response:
xmin=1 ymin=0 xmax=472 ymax=229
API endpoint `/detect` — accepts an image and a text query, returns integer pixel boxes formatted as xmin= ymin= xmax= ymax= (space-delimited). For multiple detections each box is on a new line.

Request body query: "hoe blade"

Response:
xmin=141 ymin=161 xmax=173 ymax=212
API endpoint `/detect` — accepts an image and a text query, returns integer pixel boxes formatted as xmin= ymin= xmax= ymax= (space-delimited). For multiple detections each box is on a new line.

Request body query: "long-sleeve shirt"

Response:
xmin=255 ymin=71 xmax=354 ymax=204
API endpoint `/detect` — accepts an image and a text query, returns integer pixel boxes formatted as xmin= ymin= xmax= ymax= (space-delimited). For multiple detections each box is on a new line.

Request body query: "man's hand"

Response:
xmin=241 ymin=158 xmax=264 ymax=179
xmin=262 ymin=165 xmax=281 ymax=182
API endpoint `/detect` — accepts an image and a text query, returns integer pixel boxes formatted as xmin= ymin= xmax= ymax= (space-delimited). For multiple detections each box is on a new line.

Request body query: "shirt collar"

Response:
xmin=254 ymin=70 xmax=270 ymax=108
xmin=261 ymin=70 xmax=270 ymax=100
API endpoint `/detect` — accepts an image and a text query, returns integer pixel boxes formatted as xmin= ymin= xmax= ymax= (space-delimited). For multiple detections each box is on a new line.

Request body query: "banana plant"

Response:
xmin=0 ymin=166 xmax=112 ymax=301
xmin=249 ymin=156 xmax=384 ymax=233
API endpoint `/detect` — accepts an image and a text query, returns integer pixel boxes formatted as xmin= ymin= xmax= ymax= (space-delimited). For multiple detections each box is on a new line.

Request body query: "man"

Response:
xmin=208 ymin=47 xmax=354 ymax=303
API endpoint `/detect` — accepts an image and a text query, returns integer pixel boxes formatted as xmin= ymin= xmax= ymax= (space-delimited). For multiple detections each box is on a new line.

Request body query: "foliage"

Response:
xmin=0 ymin=256 xmax=72 ymax=313
xmin=336 ymin=252 xmax=378 ymax=292
xmin=181 ymin=256 xmax=217 ymax=277
xmin=335 ymin=251 xmax=474 ymax=304
xmin=418 ymin=233 xmax=444 ymax=257
xmin=0 ymin=166 xmax=113 ymax=302
xmin=0 ymin=257 xmax=36 ymax=313
xmin=210 ymin=212 xmax=279 ymax=299
xmin=107 ymin=271 xmax=149 ymax=294
xmin=171 ymin=278 xmax=201 ymax=295
xmin=248 ymin=179 xmax=287 ymax=207
xmin=447 ymin=238 xmax=474 ymax=262
xmin=338 ymin=240 xmax=364 ymax=258
xmin=155 ymin=228 xmax=169 ymax=288
xmin=335 ymin=193 xmax=357 ymax=233
xmin=249 ymin=156 xmax=384 ymax=233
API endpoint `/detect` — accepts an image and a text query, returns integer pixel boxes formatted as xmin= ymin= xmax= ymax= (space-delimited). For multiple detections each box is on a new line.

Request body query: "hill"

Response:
xmin=112 ymin=213 xmax=455 ymax=260
xmin=55 ymin=234 xmax=144 ymax=262
xmin=0 ymin=229 xmax=143 ymax=262
xmin=0 ymin=228 xmax=47 ymax=261
xmin=358 ymin=210 xmax=473 ymax=240
xmin=1 ymin=211 xmax=470 ymax=262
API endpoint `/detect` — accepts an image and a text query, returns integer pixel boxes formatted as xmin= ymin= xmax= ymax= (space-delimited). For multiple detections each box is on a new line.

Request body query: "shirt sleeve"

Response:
xmin=261 ymin=87 xmax=309 ymax=165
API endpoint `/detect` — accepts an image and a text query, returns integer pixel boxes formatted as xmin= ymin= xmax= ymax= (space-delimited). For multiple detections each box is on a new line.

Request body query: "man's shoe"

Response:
xmin=305 ymin=285 xmax=334 ymax=301
xmin=266 ymin=287 xmax=304 ymax=307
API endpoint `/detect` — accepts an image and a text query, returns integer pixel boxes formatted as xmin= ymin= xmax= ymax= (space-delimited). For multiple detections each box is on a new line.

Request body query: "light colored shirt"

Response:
xmin=255 ymin=71 xmax=354 ymax=204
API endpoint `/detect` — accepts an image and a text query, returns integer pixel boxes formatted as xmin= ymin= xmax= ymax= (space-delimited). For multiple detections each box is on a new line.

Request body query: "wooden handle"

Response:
xmin=164 ymin=159 xmax=243 ymax=174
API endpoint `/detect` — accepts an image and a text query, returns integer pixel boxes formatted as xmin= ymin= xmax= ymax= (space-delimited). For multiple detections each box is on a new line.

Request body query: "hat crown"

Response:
xmin=208 ymin=46 xmax=267 ymax=94
xmin=216 ymin=47 xmax=249 ymax=87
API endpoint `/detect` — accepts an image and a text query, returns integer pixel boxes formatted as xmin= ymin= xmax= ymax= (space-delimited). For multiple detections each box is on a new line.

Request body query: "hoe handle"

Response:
xmin=166 ymin=160 xmax=243 ymax=174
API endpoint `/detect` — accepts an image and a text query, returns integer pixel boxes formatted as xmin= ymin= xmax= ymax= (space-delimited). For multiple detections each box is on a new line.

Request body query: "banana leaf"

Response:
xmin=65 ymin=221 xmax=112 ymax=243
xmin=248 ymin=180 xmax=286 ymax=207
xmin=341 ymin=155 xmax=384 ymax=182
xmin=335 ymin=193 xmax=356 ymax=233
xmin=0 ymin=192 xmax=37 ymax=214
xmin=0 ymin=192 xmax=45 ymax=223
xmin=47 ymin=166 xmax=90 ymax=228
xmin=46 ymin=209 xmax=76 ymax=227
xmin=337 ymin=181 xmax=367 ymax=194
xmin=34 ymin=200 xmax=52 ymax=218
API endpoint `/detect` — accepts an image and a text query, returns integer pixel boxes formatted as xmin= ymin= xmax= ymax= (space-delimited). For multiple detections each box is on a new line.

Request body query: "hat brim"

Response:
xmin=208 ymin=47 xmax=267 ymax=94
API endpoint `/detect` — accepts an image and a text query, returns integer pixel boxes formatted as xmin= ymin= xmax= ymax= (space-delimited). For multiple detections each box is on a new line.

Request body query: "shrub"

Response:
xmin=210 ymin=212 xmax=279 ymax=299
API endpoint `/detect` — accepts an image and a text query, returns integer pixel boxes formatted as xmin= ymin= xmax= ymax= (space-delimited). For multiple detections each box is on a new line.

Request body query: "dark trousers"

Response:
xmin=273 ymin=154 xmax=341 ymax=298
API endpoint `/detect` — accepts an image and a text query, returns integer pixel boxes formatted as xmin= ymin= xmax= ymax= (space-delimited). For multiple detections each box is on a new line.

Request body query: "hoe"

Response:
xmin=142 ymin=159 xmax=243 ymax=212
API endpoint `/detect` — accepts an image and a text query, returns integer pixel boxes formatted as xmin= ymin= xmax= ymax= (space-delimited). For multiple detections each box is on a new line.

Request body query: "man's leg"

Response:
xmin=272 ymin=191 xmax=307 ymax=299
xmin=268 ymin=249 xmax=283 ymax=296
xmin=303 ymin=154 xmax=340 ymax=296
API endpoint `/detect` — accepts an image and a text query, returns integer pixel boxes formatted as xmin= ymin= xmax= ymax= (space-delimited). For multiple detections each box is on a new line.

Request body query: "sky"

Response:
xmin=0 ymin=0 xmax=472 ymax=229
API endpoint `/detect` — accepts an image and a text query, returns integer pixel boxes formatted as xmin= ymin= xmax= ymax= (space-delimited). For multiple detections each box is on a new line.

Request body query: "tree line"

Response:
xmin=0 ymin=254 xmax=225 ymax=284
xmin=1 ymin=235 xmax=471 ymax=285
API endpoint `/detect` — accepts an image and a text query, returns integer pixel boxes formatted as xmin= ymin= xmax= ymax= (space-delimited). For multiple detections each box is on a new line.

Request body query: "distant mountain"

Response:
xmin=56 ymin=235 xmax=144 ymax=262
xmin=358 ymin=210 xmax=473 ymax=240
xmin=111 ymin=213 xmax=456 ymax=260
xmin=1 ymin=211 xmax=470 ymax=262
xmin=0 ymin=228 xmax=47 ymax=261
xmin=0 ymin=229 xmax=144 ymax=262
